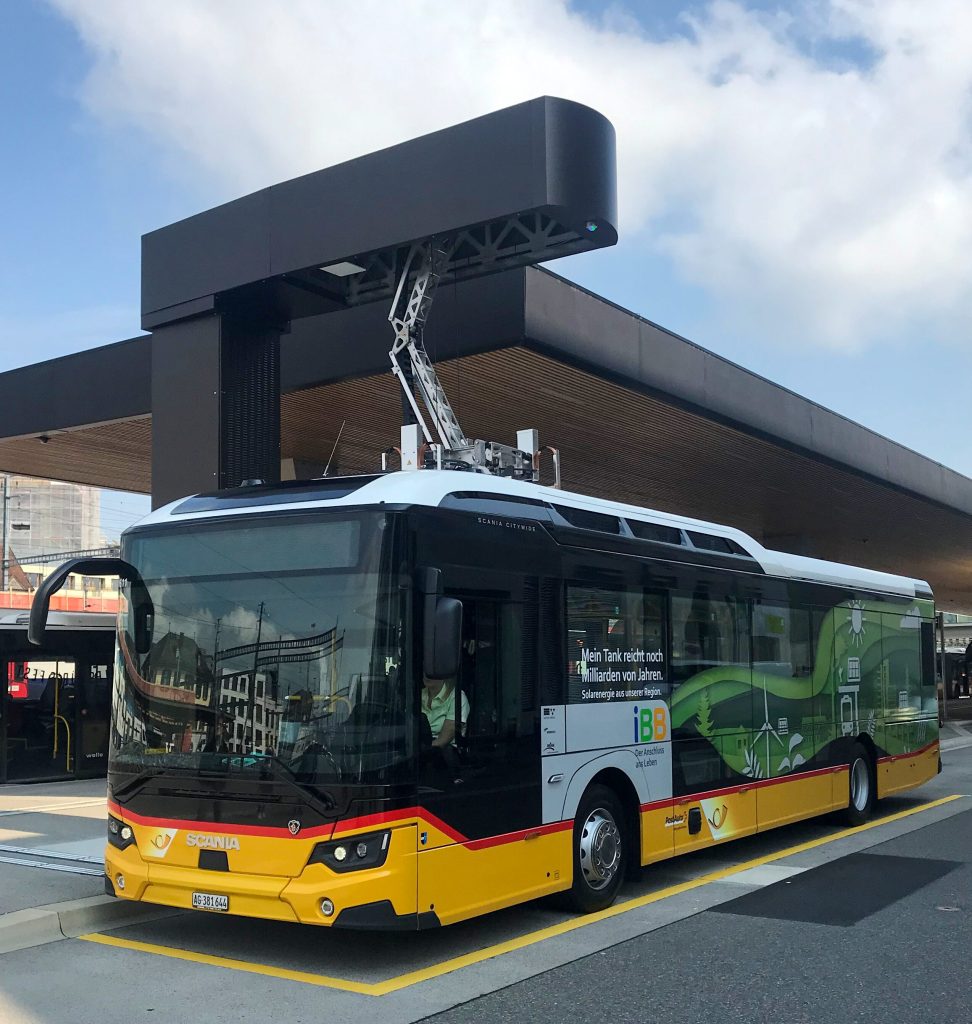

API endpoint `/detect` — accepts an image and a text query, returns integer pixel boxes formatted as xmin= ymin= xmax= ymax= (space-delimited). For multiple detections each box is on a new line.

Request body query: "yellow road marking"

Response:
xmin=78 ymin=932 xmax=376 ymax=995
xmin=78 ymin=794 xmax=965 ymax=996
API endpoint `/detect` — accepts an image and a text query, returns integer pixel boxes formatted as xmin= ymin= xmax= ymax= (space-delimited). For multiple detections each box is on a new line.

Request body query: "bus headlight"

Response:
xmin=308 ymin=830 xmax=391 ymax=873
xmin=107 ymin=814 xmax=135 ymax=851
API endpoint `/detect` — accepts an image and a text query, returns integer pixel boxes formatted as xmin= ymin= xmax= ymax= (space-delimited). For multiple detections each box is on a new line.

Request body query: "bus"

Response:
xmin=32 ymin=470 xmax=940 ymax=928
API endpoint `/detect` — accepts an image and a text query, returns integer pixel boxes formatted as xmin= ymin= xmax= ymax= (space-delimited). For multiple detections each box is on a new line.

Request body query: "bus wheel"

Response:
xmin=567 ymin=785 xmax=626 ymax=913
xmin=843 ymin=743 xmax=875 ymax=826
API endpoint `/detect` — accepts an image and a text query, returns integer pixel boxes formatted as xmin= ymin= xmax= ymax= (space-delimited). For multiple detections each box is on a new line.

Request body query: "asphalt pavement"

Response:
xmin=0 ymin=735 xmax=968 ymax=1024
xmin=432 ymin=807 xmax=972 ymax=1024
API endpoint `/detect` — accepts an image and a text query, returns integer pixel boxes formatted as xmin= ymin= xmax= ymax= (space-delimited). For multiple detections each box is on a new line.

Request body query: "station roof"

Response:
xmin=141 ymin=96 xmax=617 ymax=330
xmin=2 ymin=266 xmax=970 ymax=610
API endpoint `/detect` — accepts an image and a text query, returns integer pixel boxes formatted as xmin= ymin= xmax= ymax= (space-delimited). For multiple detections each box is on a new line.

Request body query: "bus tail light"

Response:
xmin=7 ymin=681 xmax=27 ymax=700
xmin=308 ymin=830 xmax=390 ymax=872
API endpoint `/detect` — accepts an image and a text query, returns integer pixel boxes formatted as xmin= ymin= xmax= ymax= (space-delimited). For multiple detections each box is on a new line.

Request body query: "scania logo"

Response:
xmin=185 ymin=833 xmax=241 ymax=851
xmin=288 ymin=819 xmax=301 ymax=836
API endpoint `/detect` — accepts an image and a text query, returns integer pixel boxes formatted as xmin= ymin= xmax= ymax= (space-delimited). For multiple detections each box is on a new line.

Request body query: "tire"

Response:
xmin=564 ymin=785 xmax=627 ymax=913
xmin=843 ymin=743 xmax=875 ymax=826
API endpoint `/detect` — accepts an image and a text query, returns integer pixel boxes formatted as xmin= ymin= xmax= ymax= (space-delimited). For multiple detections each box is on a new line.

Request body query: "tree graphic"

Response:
xmin=696 ymin=689 xmax=713 ymax=738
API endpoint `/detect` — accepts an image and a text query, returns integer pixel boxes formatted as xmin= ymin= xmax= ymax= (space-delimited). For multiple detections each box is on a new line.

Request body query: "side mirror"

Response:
xmin=425 ymin=597 xmax=463 ymax=681
xmin=29 ymin=556 xmax=146 ymax=647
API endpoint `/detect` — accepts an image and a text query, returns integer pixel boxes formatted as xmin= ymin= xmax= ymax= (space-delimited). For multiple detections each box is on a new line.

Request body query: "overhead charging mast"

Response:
xmin=386 ymin=238 xmax=553 ymax=482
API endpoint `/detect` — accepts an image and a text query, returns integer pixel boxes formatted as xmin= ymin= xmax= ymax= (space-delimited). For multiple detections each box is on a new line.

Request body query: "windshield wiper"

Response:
xmin=203 ymin=751 xmax=338 ymax=814
xmin=112 ymin=755 xmax=337 ymax=816
xmin=252 ymin=752 xmax=338 ymax=813
xmin=110 ymin=764 xmax=194 ymax=799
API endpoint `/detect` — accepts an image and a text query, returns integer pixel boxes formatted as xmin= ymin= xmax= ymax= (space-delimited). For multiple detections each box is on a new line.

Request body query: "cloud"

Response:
xmin=49 ymin=0 xmax=972 ymax=350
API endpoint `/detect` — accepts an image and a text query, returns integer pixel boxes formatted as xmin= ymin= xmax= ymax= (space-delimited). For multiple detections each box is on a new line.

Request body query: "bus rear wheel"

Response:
xmin=843 ymin=743 xmax=875 ymax=826
xmin=566 ymin=785 xmax=626 ymax=913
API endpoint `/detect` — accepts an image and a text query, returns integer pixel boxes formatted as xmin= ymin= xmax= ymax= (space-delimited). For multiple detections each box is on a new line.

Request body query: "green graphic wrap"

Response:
xmin=670 ymin=598 xmax=937 ymax=783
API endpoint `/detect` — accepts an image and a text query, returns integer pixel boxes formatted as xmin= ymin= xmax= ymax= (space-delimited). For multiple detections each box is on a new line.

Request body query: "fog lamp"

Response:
xmin=320 ymin=898 xmax=334 ymax=917
xmin=115 ymin=873 xmax=126 ymax=891
xmin=356 ymin=842 xmax=368 ymax=859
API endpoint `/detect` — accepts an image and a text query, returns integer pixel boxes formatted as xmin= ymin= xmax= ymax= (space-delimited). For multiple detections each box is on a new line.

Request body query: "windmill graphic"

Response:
xmin=744 ymin=674 xmax=804 ymax=778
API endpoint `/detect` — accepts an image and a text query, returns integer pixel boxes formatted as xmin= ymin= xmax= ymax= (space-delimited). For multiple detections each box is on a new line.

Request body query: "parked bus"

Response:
xmin=31 ymin=471 xmax=939 ymax=928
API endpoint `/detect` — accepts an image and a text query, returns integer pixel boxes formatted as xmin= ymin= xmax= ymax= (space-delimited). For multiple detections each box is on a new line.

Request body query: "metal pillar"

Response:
xmin=150 ymin=314 xmax=281 ymax=508
xmin=219 ymin=316 xmax=281 ymax=491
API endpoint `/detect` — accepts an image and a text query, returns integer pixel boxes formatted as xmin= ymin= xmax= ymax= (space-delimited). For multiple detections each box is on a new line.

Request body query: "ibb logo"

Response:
xmin=633 ymin=706 xmax=667 ymax=743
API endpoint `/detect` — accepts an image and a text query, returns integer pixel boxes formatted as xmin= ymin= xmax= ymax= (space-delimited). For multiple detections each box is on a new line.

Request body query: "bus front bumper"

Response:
xmin=103 ymin=825 xmax=428 ymax=928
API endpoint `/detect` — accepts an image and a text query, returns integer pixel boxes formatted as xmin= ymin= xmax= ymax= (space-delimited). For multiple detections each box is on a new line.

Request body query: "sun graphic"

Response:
xmin=846 ymin=600 xmax=867 ymax=647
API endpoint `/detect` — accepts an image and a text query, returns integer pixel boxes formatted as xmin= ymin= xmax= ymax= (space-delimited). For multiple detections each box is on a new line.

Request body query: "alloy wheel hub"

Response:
xmin=579 ymin=808 xmax=621 ymax=890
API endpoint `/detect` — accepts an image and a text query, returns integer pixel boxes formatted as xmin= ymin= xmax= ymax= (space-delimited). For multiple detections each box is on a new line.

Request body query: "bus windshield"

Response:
xmin=110 ymin=511 xmax=410 ymax=791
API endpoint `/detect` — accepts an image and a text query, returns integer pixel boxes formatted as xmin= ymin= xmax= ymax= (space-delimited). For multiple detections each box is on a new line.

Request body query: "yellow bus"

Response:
xmin=32 ymin=471 xmax=940 ymax=928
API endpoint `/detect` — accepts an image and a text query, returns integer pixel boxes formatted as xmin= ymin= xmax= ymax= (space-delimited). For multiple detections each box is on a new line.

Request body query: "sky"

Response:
xmin=1 ymin=0 xmax=971 ymax=498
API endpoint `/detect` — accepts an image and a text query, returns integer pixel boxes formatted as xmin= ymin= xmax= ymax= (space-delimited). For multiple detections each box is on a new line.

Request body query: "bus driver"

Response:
xmin=421 ymin=675 xmax=469 ymax=748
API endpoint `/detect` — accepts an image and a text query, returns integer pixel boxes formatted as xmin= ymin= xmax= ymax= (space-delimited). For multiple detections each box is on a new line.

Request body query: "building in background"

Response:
xmin=6 ymin=476 xmax=105 ymax=562
xmin=0 ymin=475 xmax=148 ymax=608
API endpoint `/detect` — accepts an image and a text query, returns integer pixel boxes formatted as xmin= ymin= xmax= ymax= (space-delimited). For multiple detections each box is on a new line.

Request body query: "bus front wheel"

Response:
xmin=843 ymin=743 xmax=875 ymax=826
xmin=566 ymin=785 xmax=626 ymax=913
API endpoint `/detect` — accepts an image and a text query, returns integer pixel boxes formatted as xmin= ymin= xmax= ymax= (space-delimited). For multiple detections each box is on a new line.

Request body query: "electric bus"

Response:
xmin=31 ymin=470 xmax=940 ymax=928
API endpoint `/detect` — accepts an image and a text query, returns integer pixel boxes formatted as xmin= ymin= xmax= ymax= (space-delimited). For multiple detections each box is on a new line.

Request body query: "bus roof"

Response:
xmin=138 ymin=471 xmax=931 ymax=601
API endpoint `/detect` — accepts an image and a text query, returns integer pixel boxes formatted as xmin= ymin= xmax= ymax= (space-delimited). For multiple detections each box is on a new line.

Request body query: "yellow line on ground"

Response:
xmin=371 ymin=793 xmax=964 ymax=995
xmin=77 ymin=932 xmax=377 ymax=994
xmin=78 ymin=793 xmax=965 ymax=997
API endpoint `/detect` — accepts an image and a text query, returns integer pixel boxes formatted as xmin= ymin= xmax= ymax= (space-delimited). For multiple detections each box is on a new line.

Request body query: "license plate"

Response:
xmin=191 ymin=891 xmax=229 ymax=912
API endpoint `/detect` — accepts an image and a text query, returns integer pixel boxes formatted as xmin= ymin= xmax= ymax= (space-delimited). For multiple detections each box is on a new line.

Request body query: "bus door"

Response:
xmin=753 ymin=602 xmax=833 ymax=828
xmin=670 ymin=591 xmax=757 ymax=855
xmin=417 ymin=585 xmax=546 ymax=922
xmin=76 ymin=660 xmax=112 ymax=777
xmin=564 ymin=581 xmax=676 ymax=865
xmin=3 ymin=657 xmax=76 ymax=782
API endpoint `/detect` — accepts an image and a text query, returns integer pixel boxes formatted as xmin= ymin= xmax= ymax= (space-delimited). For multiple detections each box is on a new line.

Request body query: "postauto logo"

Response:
xmin=633 ymin=705 xmax=668 ymax=743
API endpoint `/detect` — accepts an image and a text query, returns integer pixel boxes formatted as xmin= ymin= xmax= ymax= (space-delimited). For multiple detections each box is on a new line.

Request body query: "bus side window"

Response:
xmin=753 ymin=605 xmax=813 ymax=679
xmin=671 ymin=593 xmax=748 ymax=687
xmin=566 ymin=586 xmax=667 ymax=704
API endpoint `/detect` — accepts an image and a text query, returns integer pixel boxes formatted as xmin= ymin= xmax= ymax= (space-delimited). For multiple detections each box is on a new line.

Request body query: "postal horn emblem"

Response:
xmin=288 ymin=819 xmax=301 ymax=836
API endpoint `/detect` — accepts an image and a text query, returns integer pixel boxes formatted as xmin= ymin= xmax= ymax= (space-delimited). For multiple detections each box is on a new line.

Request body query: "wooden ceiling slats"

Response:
xmin=0 ymin=348 xmax=967 ymax=608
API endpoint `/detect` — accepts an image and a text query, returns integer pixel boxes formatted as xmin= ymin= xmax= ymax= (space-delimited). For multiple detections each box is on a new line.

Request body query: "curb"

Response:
xmin=0 ymin=896 xmax=179 ymax=955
